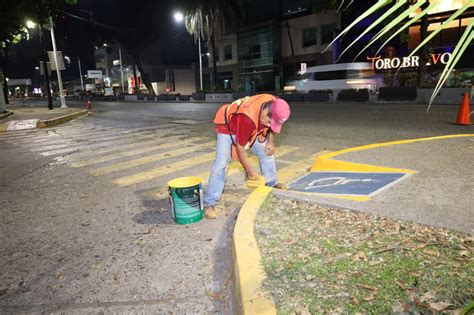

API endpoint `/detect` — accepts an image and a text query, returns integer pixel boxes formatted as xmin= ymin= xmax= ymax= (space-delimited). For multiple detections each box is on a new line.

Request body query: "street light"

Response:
xmin=26 ymin=19 xmax=53 ymax=109
xmin=26 ymin=18 xmax=67 ymax=108
xmin=174 ymin=11 xmax=204 ymax=91
xmin=65 ymin=55 xmax=84 ymax=92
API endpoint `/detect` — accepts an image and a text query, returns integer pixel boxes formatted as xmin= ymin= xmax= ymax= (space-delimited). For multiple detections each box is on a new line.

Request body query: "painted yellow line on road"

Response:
xmin=142 ymin=145 xmax=300 ymax=200
xmin=318 ymin=134 xmax=474 ymax=161
xmin=68 ymin=135 xmax=178 ymax=159
xmin=232 ymin=185 xmax=276 ymax=315
xmin=114 ymin=151 xmax=217 ymax=186
xmin=72 ymin=137 xmax=204 ymax=168
xmin=306 ymin=134 xmax=474 ymax=201
xmin=91 ymin=141 xmax=215 ymax=176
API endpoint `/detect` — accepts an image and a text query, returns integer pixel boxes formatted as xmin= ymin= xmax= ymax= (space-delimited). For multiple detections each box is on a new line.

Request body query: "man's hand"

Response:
xmin=246 ymin=170 xmax=261 ymax=180
xmin=265 ymin=131 xmax=276 ymax=156
xmin=265 ymin=142 xmax=275 ymax=156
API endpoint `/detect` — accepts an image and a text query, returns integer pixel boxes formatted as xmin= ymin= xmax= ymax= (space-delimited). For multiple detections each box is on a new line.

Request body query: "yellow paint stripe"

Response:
xmin=277 ymin=150 xmax=330 ymax=184
xmin=91 ymin=141 xmax=215 ymax=176
xmin=114 ymin=151 xmax=217 ymax=186
xmin=319 ymin=134 xmax=474 ymax=160
xmin=72 ymin=137 xmax=204 ymax=167
xmin=142 ymin=145 xmax=299 ymax=200
xmin=232 ymin=186 xmax=276 ymax=315
xmin=70 ymin=135 xmax=184 ymax=159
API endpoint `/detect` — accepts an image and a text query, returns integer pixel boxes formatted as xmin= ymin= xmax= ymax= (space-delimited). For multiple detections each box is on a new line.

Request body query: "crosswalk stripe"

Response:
xmin=114 ymin=151 xmax=217 ymax=186
xmin=73 ymin=136 xmax=206 ymax=168
xmin=39 ymin=132 xmax=173 ymax=157
xmin=65 ymin=135 xmax=183 ymax=159
xmin=142 ymin=145 xmax=300 ymax=200
xmin=91 ymin=141 xmax=215 ymax=176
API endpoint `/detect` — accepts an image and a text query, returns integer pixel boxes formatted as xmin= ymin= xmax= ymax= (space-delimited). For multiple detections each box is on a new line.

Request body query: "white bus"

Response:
xmin=285 ymin=62 xmax=382 ymax=93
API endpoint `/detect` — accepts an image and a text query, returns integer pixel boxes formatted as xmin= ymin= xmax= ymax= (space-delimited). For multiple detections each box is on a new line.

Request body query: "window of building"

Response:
xmin=322 ymin=24 xmax=337 ymax=44
xmin=224 ymin=45 xmax=233 ymax=60
xmin=243 ymin=44 xmax=261 ymax=60
xmin=303 ymin=27 xmax=317 ymax=47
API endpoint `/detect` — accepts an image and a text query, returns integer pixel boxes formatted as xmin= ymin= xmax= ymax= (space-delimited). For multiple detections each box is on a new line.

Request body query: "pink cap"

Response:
xmin=270 ymin=98 xmax=291 ymax=133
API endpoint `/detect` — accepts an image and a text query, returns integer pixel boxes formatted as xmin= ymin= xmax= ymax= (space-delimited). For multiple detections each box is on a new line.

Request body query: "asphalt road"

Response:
xmin=0 ymin=100 xmax=471 ymax=313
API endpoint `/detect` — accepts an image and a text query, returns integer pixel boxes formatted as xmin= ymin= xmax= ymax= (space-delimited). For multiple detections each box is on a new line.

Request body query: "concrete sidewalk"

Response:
xmin=0 ymin=105 xmax=88 ymax=132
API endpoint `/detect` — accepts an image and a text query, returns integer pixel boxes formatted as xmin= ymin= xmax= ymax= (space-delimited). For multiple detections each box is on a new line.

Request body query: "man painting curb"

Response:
xmin=204 ymin=94 xmax=291 ymax=219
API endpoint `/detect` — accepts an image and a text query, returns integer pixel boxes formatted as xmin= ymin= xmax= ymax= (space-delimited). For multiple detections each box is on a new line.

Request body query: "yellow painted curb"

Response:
xmin=232 ymin=185 xmax=276 ymax=315
xmin=37 ymin=110 xmax=88 ymax=128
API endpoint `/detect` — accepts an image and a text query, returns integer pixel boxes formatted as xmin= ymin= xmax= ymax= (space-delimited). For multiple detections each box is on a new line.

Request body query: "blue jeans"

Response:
xmin=204 ymin=133 xmax=277 ymax=207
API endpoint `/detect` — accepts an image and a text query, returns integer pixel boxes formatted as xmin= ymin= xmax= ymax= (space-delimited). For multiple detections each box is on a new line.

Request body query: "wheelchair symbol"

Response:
xmin=305 ymin=177 xmax=374 ymax=190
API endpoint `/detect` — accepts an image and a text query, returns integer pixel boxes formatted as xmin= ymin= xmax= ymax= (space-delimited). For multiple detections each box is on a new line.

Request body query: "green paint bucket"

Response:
xmin=168 ymin=176 xmax=204 ymax=224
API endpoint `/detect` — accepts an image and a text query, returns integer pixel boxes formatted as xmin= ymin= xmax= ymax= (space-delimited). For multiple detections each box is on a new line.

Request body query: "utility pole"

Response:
xmin=39 ymin=24 xmax=53 ymax=110
xmin=119 ymin=45 xmax=125 ymax=93
xmin=77 ymin=58 xmax=84 ymax=91
xmin=49 ymin=17 xmax=67 ymax=108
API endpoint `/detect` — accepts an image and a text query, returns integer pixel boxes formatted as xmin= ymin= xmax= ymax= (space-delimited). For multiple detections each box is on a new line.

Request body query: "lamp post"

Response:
xmin=65 ymin=56 xmax=84 ymax=92
xmin=174 ymin=11 xmax=205 ymax=91
xmin=49 ymin=17 xmax=67 ymax=108
xmin=27 ymin=19 xmax=53 ymax=110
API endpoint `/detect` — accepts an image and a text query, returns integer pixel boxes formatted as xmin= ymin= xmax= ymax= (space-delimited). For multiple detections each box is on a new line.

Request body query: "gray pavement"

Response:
xmin=0 ymin=99 xmax=472 ymax=313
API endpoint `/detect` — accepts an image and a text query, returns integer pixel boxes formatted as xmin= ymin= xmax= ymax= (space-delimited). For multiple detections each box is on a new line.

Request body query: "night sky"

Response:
xmin=7 ymin=0 xmax=197 ymax=86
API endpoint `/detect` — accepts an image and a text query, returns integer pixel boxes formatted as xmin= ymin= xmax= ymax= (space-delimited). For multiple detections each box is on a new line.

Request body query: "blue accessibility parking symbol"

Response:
xmin=289 ymin=171 xmax=410 ymax=196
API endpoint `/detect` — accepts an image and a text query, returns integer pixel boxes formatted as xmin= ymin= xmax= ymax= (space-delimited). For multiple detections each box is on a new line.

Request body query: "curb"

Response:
xmin=0 ymin=111 xmax=13 ymax=120
xmin=232 ymin=186 xmax=276 ymax=315
xmin=37 ymin=110 xmax=88 ymax=128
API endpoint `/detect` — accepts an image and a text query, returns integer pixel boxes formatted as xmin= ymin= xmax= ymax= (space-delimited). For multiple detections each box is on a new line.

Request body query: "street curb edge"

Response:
xmin=232 ymin=185 xmax=276 ymax=315
xmin=37 ymin=110 xmax=88 ymax=128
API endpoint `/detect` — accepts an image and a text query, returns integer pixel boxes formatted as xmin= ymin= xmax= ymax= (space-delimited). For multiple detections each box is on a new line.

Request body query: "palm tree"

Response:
xmin=324 ymin=0 xmax=473 ymax=109
xmin=183 ymin=0 xmax=240 ymax=91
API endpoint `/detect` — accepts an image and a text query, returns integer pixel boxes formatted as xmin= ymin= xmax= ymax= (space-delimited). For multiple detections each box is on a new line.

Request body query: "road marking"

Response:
xmin=71 ymin=137 xmax=205 ymax=167
xmin=114 ymin=152 xmax=217 ymax=186
xmin=91 ymin=141 xmax=215 ymax=175
xmin=143 ymin=145 xmax=300 ymax=200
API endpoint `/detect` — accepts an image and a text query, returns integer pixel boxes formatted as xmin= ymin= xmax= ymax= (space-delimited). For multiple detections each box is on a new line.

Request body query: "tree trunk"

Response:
xmin=210 ymin=33 xmax=217 ymax=92
xmin=40 ymin=24 xmax=53 ymax=110
xmin=1 ymin=44 xmax=9 ymax=105
xmin=417 ymin=1 xmax=430 ymax=88
xmin=132 ymin=58 xmax=139 ymax=95
xmin=136 ymin=61 xmax=155 ymax=96
xmin=286 ymin=20 xmax=295 ymax=57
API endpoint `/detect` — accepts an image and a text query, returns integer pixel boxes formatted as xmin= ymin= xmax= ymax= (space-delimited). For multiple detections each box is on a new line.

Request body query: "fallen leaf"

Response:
xmin=55 ymin=272 xmax=65 ymax=280
xmin=369 ymin=260 xmax=382 ymax=266
xmin=113 ymin=273 xmax=121 ymax=286
xmin=395 ymin=280 xmax=406 ymax=290
xmin=204 ymin=238 xmax=213 ymax=242
xmin=143 ymin=227 xmax=153 ymax=235
xmin=336 ymin=273 xmax=345 ymax=280
xmin=423 ymin=249 xmax=439 ymax=256
xmin=420 ymin=291 xmax=436 ymax=302
xmin=459 ymin=250 xmax=470 ymax=258
xmin=363 ymin=295 xmax=375 ymax=302
xmin=429 ymin=302 xmax=453 ymax=311
xmin=352 ymin=252 xmax=368 ymax=262
xmin=351 ymin=296 xmax=361 ymax=305
xmin=357 ymin=284 xmax=378 ymax=292
xmin=306 ymin=274 xmax=317 ymax=281
xmin=295 ymin=305 xmax=311 ymax=315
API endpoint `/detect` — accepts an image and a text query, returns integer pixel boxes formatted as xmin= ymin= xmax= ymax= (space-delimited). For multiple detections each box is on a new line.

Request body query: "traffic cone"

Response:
xmin=455 ymin=93 xmax=471 ymax=126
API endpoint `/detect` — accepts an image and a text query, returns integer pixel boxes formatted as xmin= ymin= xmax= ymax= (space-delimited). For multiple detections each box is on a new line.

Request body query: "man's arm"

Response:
xmin=235 ymin=143 xmax=260 ymax=179
xmin=265 ymin=131 xmax=276 ymax=156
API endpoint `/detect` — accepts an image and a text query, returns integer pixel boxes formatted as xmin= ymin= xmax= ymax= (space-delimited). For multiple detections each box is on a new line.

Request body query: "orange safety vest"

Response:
xmin=213 ymin=94 xmax=275 ymax=150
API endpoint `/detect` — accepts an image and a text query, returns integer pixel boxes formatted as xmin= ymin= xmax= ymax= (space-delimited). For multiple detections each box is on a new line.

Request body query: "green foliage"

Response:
xmin=183 ymin=0 xmax=240 ymax=42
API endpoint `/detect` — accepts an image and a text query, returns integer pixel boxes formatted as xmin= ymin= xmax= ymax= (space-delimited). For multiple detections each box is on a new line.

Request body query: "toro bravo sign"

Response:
xmin=367 ymin=52 xmax=451 ymax=70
